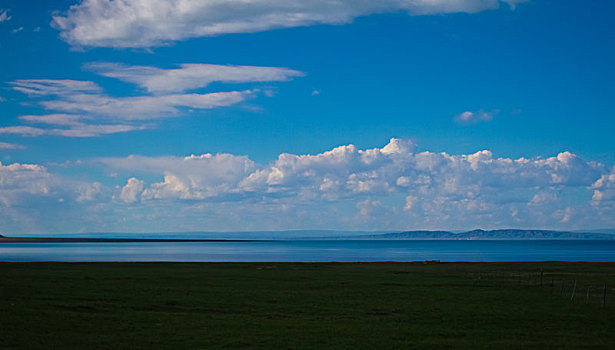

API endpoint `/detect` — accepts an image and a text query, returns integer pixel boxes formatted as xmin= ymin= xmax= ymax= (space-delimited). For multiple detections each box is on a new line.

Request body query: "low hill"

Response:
xmin=352 ymin=229 xmax=615 ymax=240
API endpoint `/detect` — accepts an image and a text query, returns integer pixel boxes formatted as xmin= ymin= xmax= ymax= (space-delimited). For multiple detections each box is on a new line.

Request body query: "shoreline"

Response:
xmin=0 ymin=236 xmax=264 ymax=243
xmin=1 ymin=261 xmax=614 ymax=264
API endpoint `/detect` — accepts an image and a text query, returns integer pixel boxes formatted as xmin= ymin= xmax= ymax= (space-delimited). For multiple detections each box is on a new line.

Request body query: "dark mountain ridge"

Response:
xmin=352 ymin=229 xmax=615 ymax=240
xmin=2 ymin=229 xmax=614 ymax=241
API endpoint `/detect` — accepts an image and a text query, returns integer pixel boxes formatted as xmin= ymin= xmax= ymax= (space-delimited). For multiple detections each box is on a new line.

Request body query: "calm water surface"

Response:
xmin=1 ymin=240 xmax=615 ymax=262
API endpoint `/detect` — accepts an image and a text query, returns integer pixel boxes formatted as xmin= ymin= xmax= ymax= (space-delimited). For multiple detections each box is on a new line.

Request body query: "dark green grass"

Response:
xmin=1 ymin=262 xmax=614 ymax=349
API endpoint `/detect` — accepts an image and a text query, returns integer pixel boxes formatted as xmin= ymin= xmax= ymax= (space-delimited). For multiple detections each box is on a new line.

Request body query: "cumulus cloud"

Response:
xmin=98 ymin=137 xmax=608 ymax=229
xmin=119 ymin=178 xmax=144 ymax=203
xmin=403 ymin=195 xmax=417 ymax=211
xmin=76 ymin=182 xmax=103 ymax=202
xmin=455 ymin=109 xmax=498 ymax=124
xmin=591 ymin=169 xmax=615 ymax=203
xmin=560 ymin=206 xmax=573 ymax=223
xmin=99 ymin=138 xmax=605 ymax=217
xmin=85 ymin=62 xmax=305 ymax=94
xmin=0 ymin=161 xmax=53 ymax=206
xmin=529 ymin=191 xmax=557 ymax=206
xmin=101 ymin=153 xmax=256 ymax=201
xmin=6 ymin=62 xmax=302 ymax=137
xmin=357 ymin=199 xmax=382 ymax=217
xmin=3 ymin=138 xmax=615 ymax=232
xmin=52 ymin=0 xmax=528 ymax=48
xmin=0 ymin=161 xmax=113 ymax=233
xmin=0 ymin=161 xmax=104 ymax=207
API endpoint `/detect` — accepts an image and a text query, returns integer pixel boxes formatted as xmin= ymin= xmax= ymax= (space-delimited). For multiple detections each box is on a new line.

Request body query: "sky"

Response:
xmin=0 ymin=0 xmax=614 ymax=234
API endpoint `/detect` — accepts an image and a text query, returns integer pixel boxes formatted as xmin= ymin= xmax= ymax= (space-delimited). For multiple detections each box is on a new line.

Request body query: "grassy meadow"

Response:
xmin=1 ymin=262 xmax=614 ymax=349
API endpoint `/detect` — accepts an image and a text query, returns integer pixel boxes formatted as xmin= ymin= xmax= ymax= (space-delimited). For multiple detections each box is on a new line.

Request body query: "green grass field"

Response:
xmin=1 ymin=262 xmax=614 ymax=349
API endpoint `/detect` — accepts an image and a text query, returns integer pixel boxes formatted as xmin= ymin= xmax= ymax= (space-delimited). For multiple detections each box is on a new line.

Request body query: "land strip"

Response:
xmin=0 ymin=262 xmax=614 ymax=349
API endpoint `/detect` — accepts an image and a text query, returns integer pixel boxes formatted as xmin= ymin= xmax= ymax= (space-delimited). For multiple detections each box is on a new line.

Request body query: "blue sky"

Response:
xmin=1 ymin=0 xmax=614 ymax=234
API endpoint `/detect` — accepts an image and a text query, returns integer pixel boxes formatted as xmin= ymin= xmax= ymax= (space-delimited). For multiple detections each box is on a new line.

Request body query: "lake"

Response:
xmin=2 ymin=240 xmax=615 ymax=262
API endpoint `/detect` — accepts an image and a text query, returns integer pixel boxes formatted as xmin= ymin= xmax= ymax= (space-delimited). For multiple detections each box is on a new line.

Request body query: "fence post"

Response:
xmin=586 ymin=286 xmax=591 ymax=304
xmin=540 ymin=268 xmax=544 ymax=287
xmin=560 ymin=280 xmax=565 ymax=295
xmin=603 ymin=283 xmax=607 ymax=308
xmin=570 ymin=280 xmax=577 ymax=302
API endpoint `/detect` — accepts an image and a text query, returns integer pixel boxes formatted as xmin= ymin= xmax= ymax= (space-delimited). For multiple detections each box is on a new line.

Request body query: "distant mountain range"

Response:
xmin=342 ymin=229 xmax=615 ymax=240
xmin=2 ymin=229 xmax=615 ymax=241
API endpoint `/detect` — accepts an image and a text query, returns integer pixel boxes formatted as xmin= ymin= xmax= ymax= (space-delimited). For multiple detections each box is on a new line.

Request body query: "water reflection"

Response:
xmin=1 ymin=240 xmax=614 ymax=262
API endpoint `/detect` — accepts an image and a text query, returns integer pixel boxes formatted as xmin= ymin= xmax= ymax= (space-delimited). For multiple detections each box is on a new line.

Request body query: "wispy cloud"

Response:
xmin=0 ymin=126 xmax=47 ymax=137
xmin=38 ymin=90 xmax=255 ymax=120
xmin=85 ymin=62 xmax=304 ymax=94
xmin=0 ymin=123 xmax=147 ymax=138
xmin=0 ymin=142 xmax=25 ymax=150
xmin=0 ymin=9 xmax=10 ymax=23
xmin=4 ymin=62 xmax=302 ymax=137
xmin=52 ymin=0 xmax=528 ymax=48
xmin=11 ymin=79 xmax=102 ymax=96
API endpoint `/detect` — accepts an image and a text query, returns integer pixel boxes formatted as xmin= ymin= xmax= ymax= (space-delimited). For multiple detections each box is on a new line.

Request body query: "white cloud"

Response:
xmin=455 ymin=109 xmax=498 ymax=124
xmin=591 ymin=170 xmax=615 ymax=203
xmin=0 ymin=9 xmax=10 ymax=23
xmin=52 ymin=0 xmax=528 ymax=48
xmin=0 ymin=114 xmax=147 ymax=138
xmin=357 ymin=199 xmax=382 ymax=217
xmin=11 ymin=79 xmax=102 ymax=96
xmin=85 ymin=62 xmax=304 ymax=94
xmin=403 ymin=195 xmax=417 ymax=211
xmin=0 ymin=161 xmax=111 ymax=234
xmin=0 ymin=161 xmax=104 ymax=208
xmin=12 ymin=79 xmax=254 ymax=120
xmin=119 ymin=178 xmax=144 ymax=203
xmin=39 ymin=90 xmax=254 ymax=120
xmin=101 ymin=153 xmax=256 ymax=201
xmin=0 ymin=126 xmax=47 ymax=137
xmin=560 ymin=206 xmax=573 ymax=223
xmin=7 ymin=62 xmax=301 ymax=137
xmin=0 ymin=142 xmax=25 ymax=150
xmin=99 ymin=138 xmax=604 ymax=212
xmin=529 ymin=191 xmax=557 ymax=206
xmin=502 ymin=0 xmax=529 ymax=9
xmin=76 ymin=182 xmax=102 ymax=202
xmin=3 ymin=137 xmax=615 ymax=232
xmin=12 ymin=26 xmax=23 ymax=34
xmin=52 ymin=124 xmax=147 ymax=138
xmin=0 ymin=161 xmax=53 ymax=206
xmin=20 ymin=114 xmax=85 ymax=126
